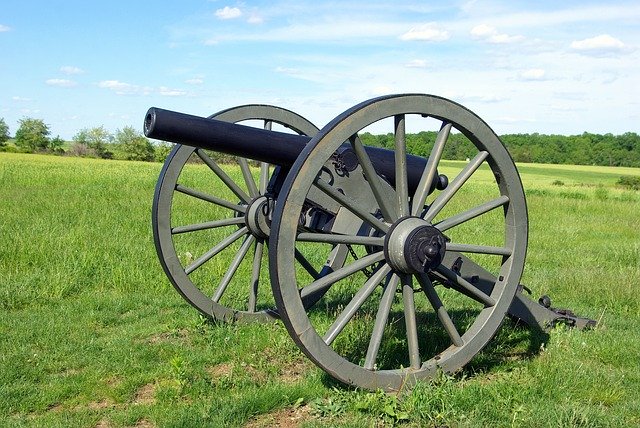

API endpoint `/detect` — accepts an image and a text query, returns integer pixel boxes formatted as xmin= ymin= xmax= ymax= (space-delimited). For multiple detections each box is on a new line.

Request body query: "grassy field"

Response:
xmin=1 ymin=152 xmax=639 ymax=427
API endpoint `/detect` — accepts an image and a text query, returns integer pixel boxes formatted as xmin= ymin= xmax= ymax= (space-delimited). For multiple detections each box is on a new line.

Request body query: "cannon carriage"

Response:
xmin=145 ymin=94 xmax=594 ymax=391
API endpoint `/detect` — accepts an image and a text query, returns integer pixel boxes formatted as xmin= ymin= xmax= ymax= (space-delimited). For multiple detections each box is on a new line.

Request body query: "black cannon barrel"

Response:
xmin=145 ymin=107 xmax=308 ymax=167
xmin=144 ymin=107 xmax=437 ymax=192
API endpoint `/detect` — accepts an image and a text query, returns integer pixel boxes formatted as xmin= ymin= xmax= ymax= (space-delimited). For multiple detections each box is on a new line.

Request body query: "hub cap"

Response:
xmin=384 ymin=217 xmax=447 ymax=274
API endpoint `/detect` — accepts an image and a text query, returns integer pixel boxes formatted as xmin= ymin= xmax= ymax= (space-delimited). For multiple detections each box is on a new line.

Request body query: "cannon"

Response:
xmin=146 ymin=94 xmax=595 ymax=391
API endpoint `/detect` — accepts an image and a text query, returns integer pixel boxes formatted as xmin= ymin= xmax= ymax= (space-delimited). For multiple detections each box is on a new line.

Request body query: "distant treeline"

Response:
xmin=359 ymin=131 xmax=640 ymax=167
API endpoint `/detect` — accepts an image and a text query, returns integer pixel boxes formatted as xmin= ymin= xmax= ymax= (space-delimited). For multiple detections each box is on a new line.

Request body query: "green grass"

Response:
xmin=1 ymin=153 xmax=639 ymax=427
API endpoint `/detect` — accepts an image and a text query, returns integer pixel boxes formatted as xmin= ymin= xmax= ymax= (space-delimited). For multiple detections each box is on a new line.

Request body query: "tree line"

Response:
xmin=1 ymin=116 xmax=639 ymax=167
xmin=0 ymin=117 xmax=171 ymax=162
xmin=358 ymin=130 xmax=640 ymax=168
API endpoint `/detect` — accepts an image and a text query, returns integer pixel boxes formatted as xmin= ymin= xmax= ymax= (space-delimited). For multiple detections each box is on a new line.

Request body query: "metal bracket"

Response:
xmin=442 ymin=252 xmax=597 ymax=333
xmin=508 ymin=287 xmax=597 ymax=331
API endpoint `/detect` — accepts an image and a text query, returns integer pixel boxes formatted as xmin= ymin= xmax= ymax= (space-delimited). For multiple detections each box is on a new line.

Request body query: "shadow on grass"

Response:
xmin=316 ymin=314 xmax=549 ymax=390
xmin=462 ymin=319 xmax=549 ymax=376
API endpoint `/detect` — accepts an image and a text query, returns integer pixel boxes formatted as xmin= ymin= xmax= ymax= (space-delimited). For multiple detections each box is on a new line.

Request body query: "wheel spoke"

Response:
xmin=184 ymin=226 xmax=249 ymax=275
xmin=171 ymin=217 xmax=245 ymax=235
xmin=349 ymin=135 xmax=397 ymax=222
xmin=446 ymin=243 xmax=512 ymax=256
xmin=299 ymin=251 xmax=386 ymax=299
xmin=323 ymin=264 xmax=392 ymax=345
xmin=238 ymin=157 xmax=259 ymax=198
xmin=394 ymin=115 xmax=410 ymax=217
xmin=364 ymin=273 xmax=399 ymax=370
xmin=247 ymin=239 xmax=264 ymax=312
xmin=314 ymin=244 xmax=350 ymax=279
xmin=259 ymin=120 xmax=273 ymax=194
xmin=435 ymin=195 xmax=509 ymax=232
xmin=435 ymin=264 xmax=496 ymax=307
xmin=313 ymin=178 xmax=389 ymax=233
xmin=416 ymin=274 xmax=463 ymax=347
xmin=411 ymin=122 xmax=451 ymax=216
xmin=423 ymin=151 xmax=488 ymax=222
xmin=402 ymin=275 xmax=421 ymax=369
xmin=295 ymin=247 xmax=320 ymax=280
xmin=212 ymin=234 xmax=255 ymax=302
xmin=176 ymin=184 xmax=246 ymax=213
xmin=196 ymin=149 xmax=250 ymax=204
xmin=259 ymin=163 xmax=269 ymax=194
xmin=297 ymin=232 xmax=384 ymax=247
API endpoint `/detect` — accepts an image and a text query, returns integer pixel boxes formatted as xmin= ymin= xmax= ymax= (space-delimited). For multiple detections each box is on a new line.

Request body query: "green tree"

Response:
xmin=0 ymin=118 xmax=9 ymax=146
xmin=73 ymin=126 xmax=113 ymax=158
xmin=154 ymin=142 xmax=173 ymax=163
xmin=115 ymin=126 xmax=155 ymax=161
xmin=48 ymin=135 xmax=65 ymax=153
xmin=15 ymin=118 xmax=50 ymax=152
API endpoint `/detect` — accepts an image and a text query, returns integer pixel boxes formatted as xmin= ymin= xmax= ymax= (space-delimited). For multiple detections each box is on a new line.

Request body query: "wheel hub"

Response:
xmin=384 ymin=217 xmax=446 ymax=274
xmin=245 ymin=196 xmax=271 ymax=239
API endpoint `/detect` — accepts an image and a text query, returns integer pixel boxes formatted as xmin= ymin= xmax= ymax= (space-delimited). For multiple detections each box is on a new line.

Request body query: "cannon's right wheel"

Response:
xmin=152 ymin=105 xmax=319 ymax=322
xmin=269 ymin=94 xmax=528 ymax=390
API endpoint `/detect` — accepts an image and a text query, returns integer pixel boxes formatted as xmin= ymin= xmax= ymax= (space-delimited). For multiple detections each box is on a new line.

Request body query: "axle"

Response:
xmin=144 ymin=107 xmax=444 ymax=193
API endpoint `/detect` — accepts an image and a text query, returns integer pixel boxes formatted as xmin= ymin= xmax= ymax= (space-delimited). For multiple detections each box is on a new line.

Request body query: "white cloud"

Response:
xmin=405 ymin=59 xmax=428 ymax=68
xmin=12 ymin=96 xmax=31 ymax=101
xmin=570 ymin=34 xmax=627 ymax=53
xmin=0 ymin=24 xmax=10 ymax=32
xmin=99 ymin=80 xmax=134 ymax=91
xmin=470 ymin=24 xmax=523 ymax=44
xmin=159 ymin=86 xmax=187 ymax=96
xmin=274 ymin=66 xmax=336 ymax=83
xmin=215 ymin=6 xmax=242 ymax=20
xmin=247 ymin=14 xmax=264 ymax=24
xmin=400 ymin=23 xmax=450 ymax=42
xmin=482 ymin=5 xmax=640 ymax=30
xmin=98 ymin=80 xmax=150 ymax=95
xmin=520 ymin=69 xmax=546 ymax=81
xmin=185 ymin=78 xmax=204 ymax=85
xmin=98 ymin=80 xmax=185 ymax=96
xmin=470 ymin=24 xmax=495 ymax=38
xmin=60 ymin=66 xmax=84 ymax=75
xmin=46 ymin=78 xmax=77 ymax=88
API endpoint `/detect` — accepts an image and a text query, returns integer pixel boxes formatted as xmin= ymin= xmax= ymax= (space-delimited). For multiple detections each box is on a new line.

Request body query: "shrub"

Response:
xmin=617 ymin=176 xmax=640 ymax=190
xmin=115 ymin=126 xmax=155 ymax=161
xmin=154 ymin=142 xmax=173 ymax=163
xmin=67 ymin=142 xmax=99 ymax=158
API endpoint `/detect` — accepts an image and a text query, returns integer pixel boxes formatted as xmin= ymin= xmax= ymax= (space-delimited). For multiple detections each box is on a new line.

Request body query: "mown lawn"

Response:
xmin=1 ymin=153 xmax=639 ymax=427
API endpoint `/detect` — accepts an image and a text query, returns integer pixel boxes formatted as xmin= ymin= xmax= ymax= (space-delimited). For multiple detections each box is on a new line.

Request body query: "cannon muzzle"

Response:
xmin=145 ymin=107 xmax=308 ymax=167
xmin=144 ymin=107 xmax=442 ymax=192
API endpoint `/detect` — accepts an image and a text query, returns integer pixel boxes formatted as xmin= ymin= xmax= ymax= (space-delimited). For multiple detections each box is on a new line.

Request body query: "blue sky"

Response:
xmin=1 ymin=1 xmax=639 ymax=139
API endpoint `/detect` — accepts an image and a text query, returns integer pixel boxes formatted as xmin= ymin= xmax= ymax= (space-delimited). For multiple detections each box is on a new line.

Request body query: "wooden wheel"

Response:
xmin=269 ymin=94 xmax=528 ymax=390
xmin=152 ymin=105 xmax=321 ymax=322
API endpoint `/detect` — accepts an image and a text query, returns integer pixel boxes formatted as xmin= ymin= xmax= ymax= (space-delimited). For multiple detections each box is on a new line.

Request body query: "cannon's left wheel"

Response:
xmin=270 ymin=94 xmax=528 ymax=390
xmin=153 ymin=105 xmax=319 ymax=322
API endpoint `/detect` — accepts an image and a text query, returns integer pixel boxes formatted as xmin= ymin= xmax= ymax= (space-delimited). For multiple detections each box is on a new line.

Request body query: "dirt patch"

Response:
xmin=206 ymin=362 xmax=234 ymax=378
xmin=146 ymin=328 xmax=189 ymax=344
xmin=130 ymin=419 xmax=155 ymax=428
xmin=132 ymin=383 xmax=156 ymax=405
xmin=87 ymin=399 xmax=115 ymax=410
xmin=106 ymin=376 xmax=123 ymax=388
xmin=46 ymin=403 xmax=64 ymax=413
xmin=58 ymin=368 xmax=81 ymax=377
xmin=95 ymin=419 xmax=112 ymax=428
xmin=244 ymin=405 xmax=312 ymax=428
xmin=279 ymin=359 xmax=313 ymax=384
xmin=240 ymin=362 xmax=267 ymax=384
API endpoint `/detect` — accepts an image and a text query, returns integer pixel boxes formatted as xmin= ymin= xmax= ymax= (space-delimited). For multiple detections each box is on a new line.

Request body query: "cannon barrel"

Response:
xmin=144 ymin=107 xmax=437 ymax=192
